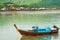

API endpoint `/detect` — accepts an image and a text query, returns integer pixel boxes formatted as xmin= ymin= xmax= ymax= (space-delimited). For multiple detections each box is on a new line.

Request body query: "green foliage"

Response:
xmin=20 ymin=5 xmax=29 ymax=8
xmin=0 ymin=0 xmax=60 ymax=8
xmin=0 ymin=4 xmax=5 ymax=9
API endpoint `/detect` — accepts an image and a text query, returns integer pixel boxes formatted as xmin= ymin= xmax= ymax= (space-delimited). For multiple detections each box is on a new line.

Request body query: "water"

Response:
xmin=0 ymin=11 xmax=60 ymax=40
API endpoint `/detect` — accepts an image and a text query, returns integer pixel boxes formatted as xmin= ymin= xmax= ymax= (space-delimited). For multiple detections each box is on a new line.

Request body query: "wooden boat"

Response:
xmin=14 ymin=24 xmax=59 ymax=36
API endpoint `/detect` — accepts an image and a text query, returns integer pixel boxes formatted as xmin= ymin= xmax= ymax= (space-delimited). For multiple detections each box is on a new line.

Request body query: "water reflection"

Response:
xmin=20 ymin=34 xmax=58 ymax=40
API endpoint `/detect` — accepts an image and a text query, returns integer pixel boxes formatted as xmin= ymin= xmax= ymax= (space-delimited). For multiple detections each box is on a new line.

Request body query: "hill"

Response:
xmin=0 ymin=0 xmax=60 ymax=8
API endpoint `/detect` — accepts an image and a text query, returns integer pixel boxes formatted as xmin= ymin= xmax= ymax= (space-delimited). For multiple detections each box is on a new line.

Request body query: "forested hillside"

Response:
xmin=0 ymin=0 xmax=60 ymax=8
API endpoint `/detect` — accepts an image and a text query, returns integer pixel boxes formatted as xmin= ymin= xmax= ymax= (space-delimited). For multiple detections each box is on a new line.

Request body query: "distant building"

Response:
xmin=1 ymin=7 xmax=6 ymax=11
xmin=4 ymin=2 xmax=15 ymax=10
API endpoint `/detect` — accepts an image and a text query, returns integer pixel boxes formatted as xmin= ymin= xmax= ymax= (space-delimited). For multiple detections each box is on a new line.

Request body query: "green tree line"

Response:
xmin=0 ymin=0 xmax=60 ymax=9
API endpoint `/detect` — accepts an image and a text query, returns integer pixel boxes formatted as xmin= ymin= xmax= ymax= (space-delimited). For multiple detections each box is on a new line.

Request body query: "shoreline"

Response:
xmin=0 ymin=10 xmax=60 ymax=14
xmin=0 ymin=9 xmax=60 ymax=12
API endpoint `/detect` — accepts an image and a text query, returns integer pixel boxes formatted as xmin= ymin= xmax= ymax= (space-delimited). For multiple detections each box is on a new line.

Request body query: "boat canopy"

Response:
xmin=32 ymin=26 xmax=51 ymax=32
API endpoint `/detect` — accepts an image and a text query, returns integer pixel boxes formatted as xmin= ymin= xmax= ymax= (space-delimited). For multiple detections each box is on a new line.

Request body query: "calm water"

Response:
xmin=0 ymin=11 xmax=60 ymax=40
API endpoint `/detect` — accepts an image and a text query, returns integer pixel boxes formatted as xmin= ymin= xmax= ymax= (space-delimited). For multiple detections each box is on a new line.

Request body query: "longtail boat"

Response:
xmin=14 ymin=24 xmax=59 ymax=36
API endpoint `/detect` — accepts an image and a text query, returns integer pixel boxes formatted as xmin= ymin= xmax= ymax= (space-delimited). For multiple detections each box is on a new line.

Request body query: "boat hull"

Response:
xmin=18 ymin=29 xmax=58 ymax=36
xmin=14 ymin=24 xmax=59 ymax=36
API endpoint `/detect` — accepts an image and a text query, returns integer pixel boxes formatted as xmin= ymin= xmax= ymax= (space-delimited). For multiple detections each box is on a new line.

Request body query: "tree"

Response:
xmin=0 ymin=4 xmax=5 ymax=9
